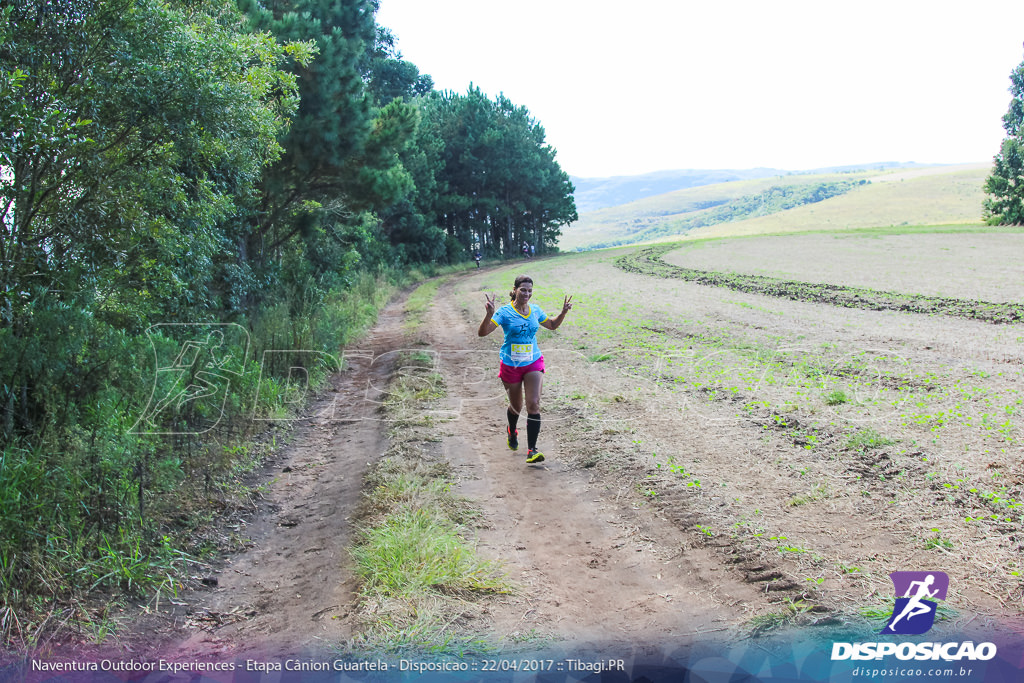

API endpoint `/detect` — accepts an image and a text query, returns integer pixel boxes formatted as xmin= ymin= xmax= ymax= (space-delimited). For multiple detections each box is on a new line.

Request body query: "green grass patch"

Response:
xmin=825 ymin=390 xmax=849 ymax=406
xmin=349 ymin=461 xmax=509 ymax=655
xmin=352 ymin=508 xmax=506 ymax=598
xmin=787 ymin=482 xmax=830 ymax=507
xmin=382 ymin=352 xmax=447 ymax=425
xmin=860 ymin=600 xmax=958 ymax=627
xmin=922 ymin=528 xmax=955 ymax=551
xmin=404 ymin=279 xmax=442 ymax=330
xmin=745 ymin=597 xmax=819 ymax=635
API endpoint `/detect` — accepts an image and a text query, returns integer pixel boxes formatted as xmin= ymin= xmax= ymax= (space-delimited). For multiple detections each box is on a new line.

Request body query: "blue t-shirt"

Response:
xmin=491 ymin=302 xmax=548 ymax=367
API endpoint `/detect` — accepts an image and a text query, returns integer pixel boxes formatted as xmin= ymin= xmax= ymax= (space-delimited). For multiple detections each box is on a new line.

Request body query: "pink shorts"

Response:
xmin=498 ymin=356 xmax=545 ymax=384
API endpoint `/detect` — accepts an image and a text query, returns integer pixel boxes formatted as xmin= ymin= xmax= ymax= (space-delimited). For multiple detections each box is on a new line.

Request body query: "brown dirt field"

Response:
xmin=483 ymin=249 xmax=1024 ymax=634
xmin=660 ymin=232 xmax=1024 ymax=303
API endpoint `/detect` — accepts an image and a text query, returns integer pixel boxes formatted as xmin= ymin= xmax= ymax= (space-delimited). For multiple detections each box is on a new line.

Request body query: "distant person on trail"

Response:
xmin=530 ymin=243 xmax=535 ymax=258
xmin=474 ymin=251 xmax=481 ymax=268
xmin=478 ymin=275 xmax=573 ymax=464
xmin=522 ymin=242 xmax=530 ymax=259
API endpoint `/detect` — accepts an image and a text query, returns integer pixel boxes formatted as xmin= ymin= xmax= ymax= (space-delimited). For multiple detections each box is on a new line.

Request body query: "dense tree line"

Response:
xmin=0 ymin=0 xmax=575 ymax=622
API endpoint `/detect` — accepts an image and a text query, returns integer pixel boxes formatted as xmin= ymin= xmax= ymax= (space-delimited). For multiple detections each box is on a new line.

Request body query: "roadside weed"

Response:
xmin=922 ymin=529 xmax=954 ymax=551
xmin=825 ymin=390 xmax=849 ymax=406
xmin=845 ymin=428 xmax=896 ymax=452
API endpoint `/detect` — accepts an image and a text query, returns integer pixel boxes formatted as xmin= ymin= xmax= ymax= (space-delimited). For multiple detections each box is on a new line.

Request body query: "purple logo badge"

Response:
xmin=882 ymin=571 xmax=949 ymax=635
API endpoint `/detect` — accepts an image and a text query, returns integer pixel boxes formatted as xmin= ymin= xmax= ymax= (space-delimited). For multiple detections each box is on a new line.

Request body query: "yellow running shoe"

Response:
xmin=526 ymin=448 xmax=544 ymax=464
xmin=506 ymin=426 xmax=518 ymax=451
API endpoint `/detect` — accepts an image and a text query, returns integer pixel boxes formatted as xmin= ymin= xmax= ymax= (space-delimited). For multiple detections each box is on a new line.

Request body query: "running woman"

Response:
xmin=478 ymin=275 xmax=573 ymax=463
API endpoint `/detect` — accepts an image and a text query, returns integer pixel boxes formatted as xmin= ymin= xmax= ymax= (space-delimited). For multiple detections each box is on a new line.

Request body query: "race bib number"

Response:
xmin=510 ymin=344 xmax=533 ymax=363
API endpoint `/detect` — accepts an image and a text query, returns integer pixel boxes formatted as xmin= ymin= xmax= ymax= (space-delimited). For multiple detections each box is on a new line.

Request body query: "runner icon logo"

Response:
xmin=882 ymin=571 xmax=949 ymax=635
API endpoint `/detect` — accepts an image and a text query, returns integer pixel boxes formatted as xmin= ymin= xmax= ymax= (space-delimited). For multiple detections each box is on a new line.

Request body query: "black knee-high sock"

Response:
xmin=507 ymin=407 xmax=520 ymax=433
xmin=526 ymin=413 xmax=541 ymax=450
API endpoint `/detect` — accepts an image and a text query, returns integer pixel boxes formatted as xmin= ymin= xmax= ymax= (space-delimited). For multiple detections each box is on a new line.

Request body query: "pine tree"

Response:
xmin=238 ymin=0 xmax=417 ymax=269
xmin=984 ymin=49 xmax=1024 ymax=224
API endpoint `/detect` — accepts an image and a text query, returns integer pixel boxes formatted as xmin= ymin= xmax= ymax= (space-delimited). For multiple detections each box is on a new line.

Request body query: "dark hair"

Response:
xmin=509 ymin=275 xmax=533 ymax=301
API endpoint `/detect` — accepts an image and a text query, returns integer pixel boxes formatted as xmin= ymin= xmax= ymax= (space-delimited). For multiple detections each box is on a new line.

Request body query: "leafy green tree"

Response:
xmin=0 ymin=0 xmax=321 ymax=612
xmin=1 ymin=0 xmax=312 ymax=324
xmin=984 ymin=50 xmax=1024 ymax=224
xmin=1 ymin=0 xmax=311 ymax=431
xmin=0 ymin=0 xmax=310 ymax=491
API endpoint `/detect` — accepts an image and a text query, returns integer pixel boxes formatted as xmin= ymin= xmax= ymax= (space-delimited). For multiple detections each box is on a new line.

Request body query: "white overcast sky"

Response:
xmin=375 ymin=0 xmax=1024 ymax=179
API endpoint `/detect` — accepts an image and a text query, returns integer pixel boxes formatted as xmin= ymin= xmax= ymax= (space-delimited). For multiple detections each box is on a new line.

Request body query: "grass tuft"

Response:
xmin=353 ymin=508 xmax=507 ymax=598
xmin=845 ymin=427 xmax=896 ymax=452
xmin=825 ymin=389 xmax=849 ymax=406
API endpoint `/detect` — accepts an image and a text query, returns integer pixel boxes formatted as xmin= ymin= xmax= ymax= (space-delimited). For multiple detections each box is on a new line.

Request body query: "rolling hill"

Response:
xmin=560 ymin=163 xmax=990 ymax=251
xmin=571 ymin=168 xmax=786 ymax=213
xmin=568 ymin=162 xmax=930 ymax=213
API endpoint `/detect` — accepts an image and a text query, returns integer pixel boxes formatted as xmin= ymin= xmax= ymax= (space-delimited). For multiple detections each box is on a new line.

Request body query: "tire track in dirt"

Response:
xmin=144 ymin=298 xmax=411 ymax=661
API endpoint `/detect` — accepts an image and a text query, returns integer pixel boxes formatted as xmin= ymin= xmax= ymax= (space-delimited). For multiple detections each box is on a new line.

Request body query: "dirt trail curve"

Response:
xmin=149 ymin=273 xmax=773 ymax=661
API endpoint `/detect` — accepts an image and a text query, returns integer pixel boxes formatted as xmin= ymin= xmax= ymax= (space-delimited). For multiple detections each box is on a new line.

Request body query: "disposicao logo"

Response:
xmin=831 ymin=571 xmax=998 ymax=662
xmin=883 ymin=571 xmax=949 ymax=635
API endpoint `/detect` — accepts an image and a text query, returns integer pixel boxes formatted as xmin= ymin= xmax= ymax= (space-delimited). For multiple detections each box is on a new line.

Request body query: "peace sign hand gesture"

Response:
xmin=540 ymin=294 xmax=574 ymax=331
xmin=478 ymin=293 xmax=500 ymax=337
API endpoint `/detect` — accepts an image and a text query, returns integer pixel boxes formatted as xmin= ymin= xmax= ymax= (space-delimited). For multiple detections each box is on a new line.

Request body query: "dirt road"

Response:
xmin=139 ymin=269 xmax=790 ymax=663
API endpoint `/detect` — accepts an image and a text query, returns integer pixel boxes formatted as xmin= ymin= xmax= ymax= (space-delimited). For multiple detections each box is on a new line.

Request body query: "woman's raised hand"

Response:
xmin=484 ymin=292 xmax=497 ymax=316
xmin=561 ymin=295 xmax=574 ymax=315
